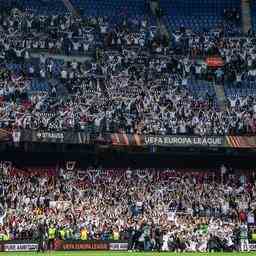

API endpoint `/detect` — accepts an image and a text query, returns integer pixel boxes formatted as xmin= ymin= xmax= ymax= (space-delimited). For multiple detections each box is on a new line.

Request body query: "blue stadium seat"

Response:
xmin=224 ymin=81 xmax=256 ymax=98
xmin=71 ymin=0 xmax=146 ymax=20
xmin=4 ymin=0 xmax=67 ymax=15
xmin=252 ymin=0 xmax=256 ymax=32
xmin=160 ymin=0 xmax=242 ymax=33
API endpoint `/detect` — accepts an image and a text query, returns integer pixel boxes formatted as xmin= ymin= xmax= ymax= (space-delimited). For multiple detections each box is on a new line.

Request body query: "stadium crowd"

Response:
xmin=0 ymin=0 xmax=256 ymax=254
xmin=0 ymin=162 xmax=256 ymax=252
xmin=0 ymin=8 xmax=255 ymax=135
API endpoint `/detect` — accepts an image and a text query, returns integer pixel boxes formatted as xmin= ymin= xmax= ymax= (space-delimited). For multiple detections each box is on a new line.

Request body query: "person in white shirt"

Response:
xmin=83 ymin=43 xmax=90 ymax=52
xmin=61 ymin=69 xmax=68 ymax=80
xmin=71 ymin=60 xmax=78 ymax=70
xmin=40 ymin=54 xmax=46 ymax=65
xmin=240 ymin=223 xmax=249 ymax=252
xmin=229 ymin=97 xmax=237 ymax=108
xmin=72 ymin=41 xmax=80 ymax=52
xmin=29 ymin=66 xmax=35 ymax=77
xmin=14 ymin=48 xmax=24 ymax=58
xmin=162 ymin=231 xmax=170 ymax=251
xmin=100 ymin=24 xmax=107 ymax=34
xmin=40 ymin=69 xmax=46 ymax=79
xmin=12 ymin=129 xmax=21 ymax=146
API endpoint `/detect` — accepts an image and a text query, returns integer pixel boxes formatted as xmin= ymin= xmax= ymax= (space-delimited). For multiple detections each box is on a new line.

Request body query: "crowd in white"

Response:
xmin=0 ymin=8 xmax=256 ymax=136
xmin=0 ymin=162 xmax=255 ymax=251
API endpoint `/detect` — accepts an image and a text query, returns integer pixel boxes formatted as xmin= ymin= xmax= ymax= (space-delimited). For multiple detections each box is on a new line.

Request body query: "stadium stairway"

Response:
xmin=150 ymin=0 xmax=170 ymax=42
xmin=156 ymin=19 xmax=170 ymax=41
xmin=214 ymin=83 xmax=227 ymax=112
xmin=62 ymin=0 xmax=80 ymax=17
xmin=49 ymin=78 xmax=69 ymax=96
xmin=241 ymin=0 xmax=252 ymax=33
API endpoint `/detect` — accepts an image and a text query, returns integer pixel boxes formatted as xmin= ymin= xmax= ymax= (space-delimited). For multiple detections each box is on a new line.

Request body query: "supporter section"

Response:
xmin=0 ymin=162 xmax=256 ymax=252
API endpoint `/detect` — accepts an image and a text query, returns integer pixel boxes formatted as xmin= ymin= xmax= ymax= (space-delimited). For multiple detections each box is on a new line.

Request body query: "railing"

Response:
xmin=5 ymin=128 xmax=256 ymax=148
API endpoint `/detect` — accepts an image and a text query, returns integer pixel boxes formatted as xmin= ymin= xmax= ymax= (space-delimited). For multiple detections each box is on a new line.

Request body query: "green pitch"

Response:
xmin=0 ymin=252 xmax=254 ymax=256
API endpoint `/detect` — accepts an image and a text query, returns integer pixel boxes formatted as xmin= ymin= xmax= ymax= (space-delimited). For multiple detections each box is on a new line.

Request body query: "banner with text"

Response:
xmin=2 ymin=129 xmax=256 ymax=148
xmin=144 ymin=135 xmax=224 ymax=147
xmin=4 ymin=243 xmax=38 ymax=252
xmin=111 ymin=134 xmax=256 ymax=148
xmin=20 ymin=130 xmax=92 ymax=144
xmin=54 ymin=240 xmax=127 ymax=251
xmin=109 ymin=242 xmax=128 ymax=251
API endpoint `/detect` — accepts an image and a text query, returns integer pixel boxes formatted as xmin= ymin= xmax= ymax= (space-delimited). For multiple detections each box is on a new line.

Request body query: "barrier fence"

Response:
xmin=0 ymin=240 xmax=256 ymax=252
xmin=3 ymin=128 xmax=256 ymax=148
xmin=0 ymin=240 xmax=128 ymax=252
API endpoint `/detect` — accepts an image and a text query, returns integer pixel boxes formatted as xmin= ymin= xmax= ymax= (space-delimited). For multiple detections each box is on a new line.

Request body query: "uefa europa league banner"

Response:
xmin=4 ymin=129 xmax=256 ymax=148
xmin=111 ymin=133 xmax=224 ymax=147
xmin=110 ymin=133 xmax=256 ymax=148
xmin=53 ymin=240 xmax=128 ymax=251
